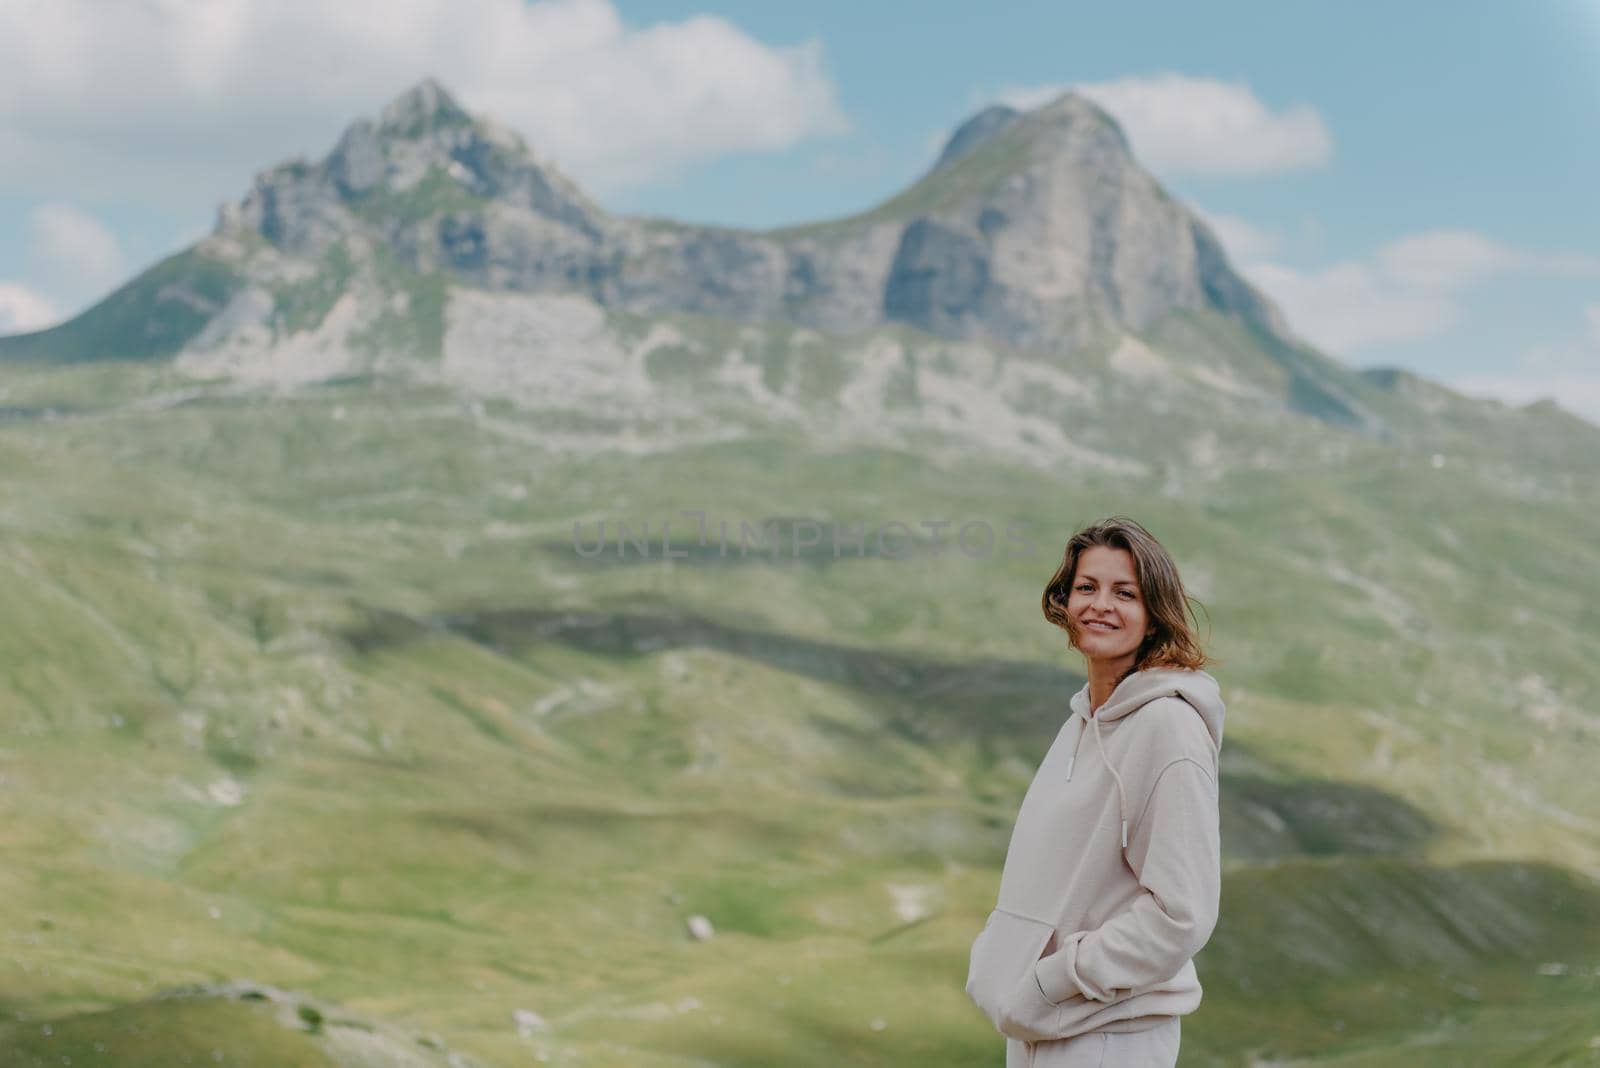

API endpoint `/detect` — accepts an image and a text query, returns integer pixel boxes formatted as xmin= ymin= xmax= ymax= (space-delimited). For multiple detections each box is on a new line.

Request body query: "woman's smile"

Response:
xmin=1064 ymin=544 xmax=1153 ymax=682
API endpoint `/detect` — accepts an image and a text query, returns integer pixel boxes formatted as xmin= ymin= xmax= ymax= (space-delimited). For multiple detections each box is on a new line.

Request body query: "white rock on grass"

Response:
xmin=206 ymin=777 xmax=246 ymax=806
xmin=1107 ymin=335 xmax=1169 ymax=380
xmin=884 ymin=882 xmax=935 ymax=923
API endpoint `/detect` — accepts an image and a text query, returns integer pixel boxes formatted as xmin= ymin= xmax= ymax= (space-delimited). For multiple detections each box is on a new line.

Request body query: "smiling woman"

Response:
xmin=965 ymin=515 xmax=1223 ymax=1068
xmin=1043 ymin=516 xmax=1210 ymax=705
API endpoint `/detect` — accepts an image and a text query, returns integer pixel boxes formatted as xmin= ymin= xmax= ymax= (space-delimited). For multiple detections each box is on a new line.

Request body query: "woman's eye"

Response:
xmin=1118 ymin=590 xmax=1134 ymax=599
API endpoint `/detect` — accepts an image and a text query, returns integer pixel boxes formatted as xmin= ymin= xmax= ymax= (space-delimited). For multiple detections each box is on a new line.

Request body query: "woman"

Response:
xmin=965 ymin=516 xmax=1223 ymax=1067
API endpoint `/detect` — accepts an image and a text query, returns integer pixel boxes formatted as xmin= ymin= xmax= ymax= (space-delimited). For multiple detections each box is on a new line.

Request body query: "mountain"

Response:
xmin=5 ymin=79 xmax=1280 ymax=345
xmin=0 ymin=77 xmax=1395 ymax=439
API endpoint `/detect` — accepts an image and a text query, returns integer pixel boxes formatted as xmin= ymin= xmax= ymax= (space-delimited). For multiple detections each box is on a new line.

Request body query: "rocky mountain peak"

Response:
xmin=1030 ymin=91 xmax=1129 ymax=141
xmin=1006 ymin=91 xmax=1138 ymax=181
xmin=212 ymin=78 xmax=604 ymax=259
xmin=377 ymin=77 xmax=473 ymax=138
xmin=830 ymin=88 xmax=1285 ymax=350
xmin=930 ymin=91 xmax=1130 ymax=176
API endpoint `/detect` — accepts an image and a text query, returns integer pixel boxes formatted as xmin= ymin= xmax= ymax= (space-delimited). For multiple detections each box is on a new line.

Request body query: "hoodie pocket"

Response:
xmin=964 ymin=908 xmax=1064 ymax=1043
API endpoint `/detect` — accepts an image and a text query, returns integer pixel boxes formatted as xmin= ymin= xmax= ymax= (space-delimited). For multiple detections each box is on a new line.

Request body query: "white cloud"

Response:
xmin=1237 ymin=262 xmax=1600 ymax=425
xmin=1245 ymin=260 xmax=1457 ymax=351
xmin=1450 ymin=372 xmax=1600 ymax=426
xmin=1223 ymin=229 xmax=1600 ymax=355
xmin=0 ymin=283 xmax=60 ymax=334
xmin=1244 ymin=249 xmax=1600 ymax=423
xmin=993 ymin=73 xmax=1332 ymax=176
xmin=1376 ymin=230 xmax=1511 ymax=291
xmin=28 ymin=203 xmax=125 ymax=296
xmin=1378 ymin=230 xmax=1600 ymax=291
xmin=0 ymin=0 xmax=849 ymax=204
xmin=1461 ymin=302 xmax=1600 ymax=423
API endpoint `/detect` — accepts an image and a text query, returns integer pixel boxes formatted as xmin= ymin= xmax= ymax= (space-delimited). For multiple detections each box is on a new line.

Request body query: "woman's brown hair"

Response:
xmin=1041 ymin=515 xmax=1211 ymax=675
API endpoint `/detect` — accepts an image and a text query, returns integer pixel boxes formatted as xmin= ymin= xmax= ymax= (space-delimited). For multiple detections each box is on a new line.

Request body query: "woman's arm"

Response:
xmin=1034 ymin=756 xmax=1221 ymax=1004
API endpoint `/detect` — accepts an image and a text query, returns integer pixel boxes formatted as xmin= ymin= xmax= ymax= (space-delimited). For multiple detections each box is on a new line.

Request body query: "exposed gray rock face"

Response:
xmin=865 ymin=94 xmax=1278 ymax=348
xmin=221 ymin=156 xmax=350 ymax=260
xmin=1189 ymin=214 xmax=1289 ymax=337
xmin=328 ymin=120 xmax=386 ymax=197
xmin=606 ymin=226 xmax=791 ymax=321
xmin=601 ymin=93 xmax=1287 ymax=352
xmin=203 ymin=80 xmax=1293 ymax=356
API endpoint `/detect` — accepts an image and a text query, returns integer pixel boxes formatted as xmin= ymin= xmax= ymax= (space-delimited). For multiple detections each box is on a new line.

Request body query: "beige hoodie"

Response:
xmin=965 ymin=667 xmax=1224 ymax=1043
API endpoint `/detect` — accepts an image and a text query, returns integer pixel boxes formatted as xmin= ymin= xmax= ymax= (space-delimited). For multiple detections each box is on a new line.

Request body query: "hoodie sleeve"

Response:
xmin=1034 ymin=755 xmax=1220 ymax=1004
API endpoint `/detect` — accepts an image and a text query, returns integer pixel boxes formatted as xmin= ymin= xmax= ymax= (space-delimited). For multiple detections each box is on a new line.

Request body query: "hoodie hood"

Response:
xmin=1071 ymin=667 xmax=1225 ymax=754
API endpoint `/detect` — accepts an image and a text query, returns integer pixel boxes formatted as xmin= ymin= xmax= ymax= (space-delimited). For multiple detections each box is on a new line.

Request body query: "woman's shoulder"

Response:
xmin=1123 ymin=690 xmax=1218 ymax=766
xmin=1128 ymin=693 xmax=1209 ymax=735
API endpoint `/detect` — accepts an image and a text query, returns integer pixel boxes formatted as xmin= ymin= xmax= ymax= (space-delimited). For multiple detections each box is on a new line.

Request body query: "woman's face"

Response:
xmin=1065 ymin=545 xmax=1152 ymax=668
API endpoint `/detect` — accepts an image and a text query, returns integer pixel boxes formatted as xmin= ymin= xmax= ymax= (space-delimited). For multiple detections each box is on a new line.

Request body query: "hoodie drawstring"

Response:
xmin=1091 ymin=709 xmax=1130 ymax=850
xmin=1065 ymin=719 xmax=1079 ymax=781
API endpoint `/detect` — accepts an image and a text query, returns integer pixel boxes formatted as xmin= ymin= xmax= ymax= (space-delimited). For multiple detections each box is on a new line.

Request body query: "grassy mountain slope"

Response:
xmin=0 ymin=249 xmax=245 ymax=365
xmin=2 ymin=330 xmax=1599 ymax=1065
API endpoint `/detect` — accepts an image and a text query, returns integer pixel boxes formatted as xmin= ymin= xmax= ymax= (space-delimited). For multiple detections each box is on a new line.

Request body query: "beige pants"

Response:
xmin=1005 ymin=1015 xmax=1180 ymax=1067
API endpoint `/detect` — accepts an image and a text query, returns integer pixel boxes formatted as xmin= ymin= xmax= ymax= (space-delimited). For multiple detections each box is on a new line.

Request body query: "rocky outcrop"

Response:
xmin=217 ymin=78 xmax=608 ymax=268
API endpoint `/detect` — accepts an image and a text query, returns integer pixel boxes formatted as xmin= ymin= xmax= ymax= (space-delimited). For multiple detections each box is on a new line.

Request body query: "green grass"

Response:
xmin=349 ymin=246 xmax=451 ymax=360
xmin=1 ymin=331 xmax=1599 ymax=1066
xmin=0 ymin=249 xmax=243 ymax=364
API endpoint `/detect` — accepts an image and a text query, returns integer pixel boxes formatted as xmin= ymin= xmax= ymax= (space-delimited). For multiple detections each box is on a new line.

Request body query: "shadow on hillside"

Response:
xmin=343 ymin=601 xmax=1444 ymax=857
xmin=1190 ymin=857 xmax=1600 ymax=1065
xmin=1220 ymin=773 xmax=1438 ymax=860
xmin=0 ymin=405 xmax=75 ymax=422
xmin=343 ymin=601 xmax=1083 ymax=743
xmin=0 ymin=985 xmax=474 ymax=1067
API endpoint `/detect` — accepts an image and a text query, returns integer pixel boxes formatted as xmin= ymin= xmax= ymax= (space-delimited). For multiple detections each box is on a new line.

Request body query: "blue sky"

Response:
xmin=2 ymin=0 xmax=1596 ymax=419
